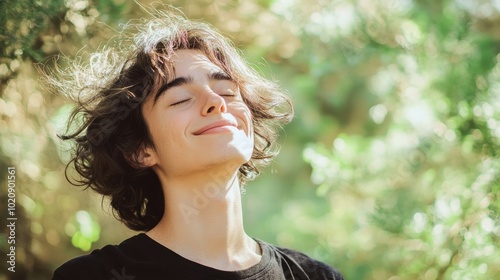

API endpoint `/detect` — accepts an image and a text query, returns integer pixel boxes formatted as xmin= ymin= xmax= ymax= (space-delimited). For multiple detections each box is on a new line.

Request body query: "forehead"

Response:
xmin=170 ymin=49 xmax=223 ymax=77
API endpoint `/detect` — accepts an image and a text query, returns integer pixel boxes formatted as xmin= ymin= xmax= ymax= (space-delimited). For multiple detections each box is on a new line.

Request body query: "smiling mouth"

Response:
xmin=197 ymin=126 xmax=237 ymax=135
xmin=193 ymin=120 xmax=239 ymax=135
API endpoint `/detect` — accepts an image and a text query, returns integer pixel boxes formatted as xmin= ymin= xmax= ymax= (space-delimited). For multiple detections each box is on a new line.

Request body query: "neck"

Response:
xmin=146 ymin=165 xmax=261 ymax=271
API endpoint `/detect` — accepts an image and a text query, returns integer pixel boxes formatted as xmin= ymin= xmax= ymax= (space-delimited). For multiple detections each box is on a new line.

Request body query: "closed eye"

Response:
xmin=154 ymin=76 xmax=193 ymax=105
xmin=217 ymin=87 xmax=239 ymax=98
xmin=170 ymin=98 xmax=191 ymax=106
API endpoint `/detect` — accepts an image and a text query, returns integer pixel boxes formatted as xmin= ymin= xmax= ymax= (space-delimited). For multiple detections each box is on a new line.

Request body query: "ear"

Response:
xmin=130 ymin=146 xmax=158 ymax=168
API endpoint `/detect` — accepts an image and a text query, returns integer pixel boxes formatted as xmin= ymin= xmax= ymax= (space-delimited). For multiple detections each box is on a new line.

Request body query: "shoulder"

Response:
xmin=52 ymin=250 xmax=112 ymax=280
xmin=52 ymin=235 xmax=145 ymax=280
xmin=263 ymin=242 xmax=344 ymax=280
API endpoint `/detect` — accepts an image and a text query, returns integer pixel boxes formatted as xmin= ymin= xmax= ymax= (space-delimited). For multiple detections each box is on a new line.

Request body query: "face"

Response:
xmin=141 ymin=49 xmax=254 ymax=179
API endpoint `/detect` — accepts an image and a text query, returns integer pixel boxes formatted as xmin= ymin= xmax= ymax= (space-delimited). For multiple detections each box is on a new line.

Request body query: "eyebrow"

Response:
xmin=153 ymin=71 xmax=233 ymax=105
xmin=209 ymin=71 xmax=232 ymax=81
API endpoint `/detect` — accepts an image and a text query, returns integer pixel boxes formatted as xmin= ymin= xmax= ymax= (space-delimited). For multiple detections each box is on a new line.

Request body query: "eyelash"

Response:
xmin=220 ymin=88 xmax=238 ymax=97
xmin=170 ymin=99 xmax=191 ymax=106
xmin=169 ymin=92 xmax=237 ymax=106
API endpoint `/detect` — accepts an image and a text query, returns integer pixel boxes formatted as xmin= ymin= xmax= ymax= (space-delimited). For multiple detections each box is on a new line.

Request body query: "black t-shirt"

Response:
xmin=52 ymin=234 xmax=343 ymax=280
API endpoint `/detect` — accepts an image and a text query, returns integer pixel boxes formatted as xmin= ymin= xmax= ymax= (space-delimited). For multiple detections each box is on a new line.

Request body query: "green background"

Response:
xmin=1 ymin=0 xmax=499 ymax=279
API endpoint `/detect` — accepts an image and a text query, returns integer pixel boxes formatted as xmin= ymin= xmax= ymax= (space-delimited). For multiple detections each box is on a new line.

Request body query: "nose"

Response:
xmin=202 ymin=89 xmax=226 ymax=115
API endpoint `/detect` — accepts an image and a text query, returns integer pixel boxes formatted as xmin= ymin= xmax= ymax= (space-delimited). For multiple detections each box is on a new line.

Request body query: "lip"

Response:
xmin=193 ymin=119 xmax=239 ymax=135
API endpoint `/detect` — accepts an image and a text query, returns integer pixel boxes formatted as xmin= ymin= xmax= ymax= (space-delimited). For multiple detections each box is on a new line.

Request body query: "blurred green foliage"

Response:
xmin=1 ymin=0 xmax=499 ymax=279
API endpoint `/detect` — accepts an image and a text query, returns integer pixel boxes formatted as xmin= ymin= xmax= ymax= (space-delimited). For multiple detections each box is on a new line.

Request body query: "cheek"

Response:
xmin=232 ymin=102 xmax=253 ymax=132
xmin=148 ymin=111 xmax=188 ymax=154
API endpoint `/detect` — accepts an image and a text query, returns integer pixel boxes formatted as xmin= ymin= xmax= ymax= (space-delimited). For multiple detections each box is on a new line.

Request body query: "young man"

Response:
xmin=50 ymin=9 xmax=343 ymax=280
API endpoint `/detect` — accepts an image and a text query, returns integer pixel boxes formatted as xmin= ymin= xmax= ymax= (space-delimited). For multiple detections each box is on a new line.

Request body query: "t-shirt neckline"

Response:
xmin=131 ymin=233 xmax=274 ymax=279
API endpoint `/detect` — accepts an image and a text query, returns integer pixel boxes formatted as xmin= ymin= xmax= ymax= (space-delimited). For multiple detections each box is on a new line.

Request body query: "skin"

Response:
xmin=139 ymin=50 xmax=261 ymax=271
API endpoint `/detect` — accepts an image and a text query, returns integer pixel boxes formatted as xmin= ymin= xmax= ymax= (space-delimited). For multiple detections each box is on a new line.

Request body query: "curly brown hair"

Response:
xmin=48 ymin=9 xmax=293 ymax=231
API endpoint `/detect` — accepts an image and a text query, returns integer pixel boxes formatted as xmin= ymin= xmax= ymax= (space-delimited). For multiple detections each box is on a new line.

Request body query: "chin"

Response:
xmin=202 ymin=146 xmax=252 ymax=171
xmin=195 ymin=133 xmax=253 ymax=168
